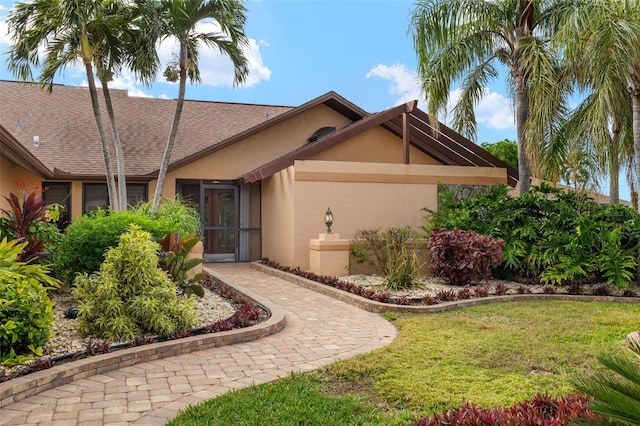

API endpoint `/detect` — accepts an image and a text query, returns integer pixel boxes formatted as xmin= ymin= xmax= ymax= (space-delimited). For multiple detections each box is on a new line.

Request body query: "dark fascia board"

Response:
xmin=383 ymin=111 xmax=518 ymax=187
xmin=240 ymin=100 xmax=417 ymax=183
xmin=0 ymin=125 xmax=53 ymax=177
xmin=50 ymin=168 xmax=154 ymax=183
xmin=163 ymin=91 xmax=369 ymax=174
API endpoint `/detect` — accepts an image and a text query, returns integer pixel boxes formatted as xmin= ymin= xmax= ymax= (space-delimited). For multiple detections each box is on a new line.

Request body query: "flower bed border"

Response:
xmin=0 ymin=267 xmax=286 ymax=408
xmin=252 ymin=261 xmax=640 ymax=314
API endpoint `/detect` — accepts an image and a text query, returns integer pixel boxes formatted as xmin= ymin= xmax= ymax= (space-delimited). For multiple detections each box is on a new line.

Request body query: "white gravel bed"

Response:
xmin=341 ymin=274 xmax=635 ymax=298
xmin=44 ymin=288 xmax=236 ymax=358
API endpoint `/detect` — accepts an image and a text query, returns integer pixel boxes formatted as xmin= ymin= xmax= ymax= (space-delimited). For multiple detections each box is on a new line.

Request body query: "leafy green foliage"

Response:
xmin=132 ymin=195 xmax=202 ymax=236
xmin=0 ymin=180 xmax=62 ymax=262
xmin=428 ymin=229 xmax=504 ymax=285
xmin=480 ymin=139 xmax=518 ymax=169
xmin=0 ymin=238 xmax=59 ymax=364
xmin=53 ymin=209 xmax=182 ymax=284
xmin=573 ymin=339 xmax=640 ymax=425
xmin=159 ymin=231 xmax=205 ymax=297
xmin=424 ymin=183 xmax=640 ymax=286
xmin=413 ymin=393 xmax=597 ymax=425
xmin=74 ymin=225 xmax=197 ymax=342
xmin=351 ymin=227 xmax=424 ymax=289
xmin=382 ymin=247 xmax=424 ymax=290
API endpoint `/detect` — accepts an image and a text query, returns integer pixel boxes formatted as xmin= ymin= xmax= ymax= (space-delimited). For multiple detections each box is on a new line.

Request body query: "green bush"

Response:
xmin=383 ymin=246 xmax=423 ymax=290
xmin=424 ymin=183 xmax=640 ymax=287
xmin=53 ymin=209 xmax=181 ymax=284
xmin=351 ymin=227 xmax=419 ymax=274
xmin=74 ymin=225 xmax=197 ymax=342
xmin=0 ymin=238 xmax=59 ymax=364
xmin=132 ymin=195 xmax=202 ymax=236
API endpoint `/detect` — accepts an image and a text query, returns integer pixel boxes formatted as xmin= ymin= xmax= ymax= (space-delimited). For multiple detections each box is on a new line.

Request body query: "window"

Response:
xmin=83 ymin=183 xmax=148 ymax=213
xmin=43 ymin=182 xmax=71 ymax=229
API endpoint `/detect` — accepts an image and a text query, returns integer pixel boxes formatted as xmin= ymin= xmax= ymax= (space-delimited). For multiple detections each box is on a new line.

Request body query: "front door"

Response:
xmin=203 ymin=185 xmax=237 ymax=261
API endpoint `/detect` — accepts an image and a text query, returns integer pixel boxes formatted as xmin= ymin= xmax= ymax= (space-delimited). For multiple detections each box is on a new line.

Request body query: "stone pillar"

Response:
xmin=309 ymin=233 xmax=350 ymax=276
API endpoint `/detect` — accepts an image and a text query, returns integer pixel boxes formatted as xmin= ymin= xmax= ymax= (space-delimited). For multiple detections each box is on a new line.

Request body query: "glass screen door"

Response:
xmin=202 ymin=185 xmax=237 ymax=261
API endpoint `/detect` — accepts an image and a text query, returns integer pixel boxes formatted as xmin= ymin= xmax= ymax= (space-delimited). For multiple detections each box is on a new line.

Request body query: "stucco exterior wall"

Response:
xmin=312 ymin=127 xmax=440 ymax=165
xmin=281 ymin=160 xmax=508 ymax=270
xmin=159 ymin=105 xmax=353 ymax=200
xmin=261 ymin=167 xmax=296 ymax=266
xmin=0 ymin=156 xmax=40 ymax=211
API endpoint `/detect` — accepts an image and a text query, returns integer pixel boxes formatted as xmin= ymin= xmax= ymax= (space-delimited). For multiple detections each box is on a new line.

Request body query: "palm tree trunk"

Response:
xmin=86 ymin=63 xmax=118 ymax=211
xmin=101 ymin=79 xmax=128 ymax=211
xmin=633 ymin=91 xmax=640 ymax=212
xmin=609 ymin=126 xmax=621 ymax=205
xmin=515 ymin=76 xmax=532 ymax=195
xmin=152 ymin=43 xmax=188 ymax=211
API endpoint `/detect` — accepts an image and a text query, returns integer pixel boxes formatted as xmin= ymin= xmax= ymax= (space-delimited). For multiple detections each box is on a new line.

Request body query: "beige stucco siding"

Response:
xmin=160 ymin=104 xmax=353 ymax=198
xmin=261 ymin=167 xmax=296 ymax=266
xmin=311 ymin=127 xmax=441 ymax=165
xmin=0 ymin=156 xmax=40 ymax=211
xmin=266 ymin=160 xmax=508 ymax=269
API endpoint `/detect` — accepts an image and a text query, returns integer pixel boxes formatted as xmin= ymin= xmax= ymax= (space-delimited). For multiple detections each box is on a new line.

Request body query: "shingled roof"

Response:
xmin=0 ymin=80 xmax=293 ymax=179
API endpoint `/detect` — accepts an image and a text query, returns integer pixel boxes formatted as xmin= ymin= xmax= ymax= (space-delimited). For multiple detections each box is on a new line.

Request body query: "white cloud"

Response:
xmin=367 ymin=63 xmax=515 ymax=132
xmin=0 ymin=12 xmax=11 ymax=47
xmin=157 ymin=21 xmax=270 ymax=88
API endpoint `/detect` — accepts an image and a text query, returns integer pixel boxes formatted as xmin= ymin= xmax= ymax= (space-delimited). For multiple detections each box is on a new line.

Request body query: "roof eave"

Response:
xmin=0 ymin=125 xmax=53 ymax=178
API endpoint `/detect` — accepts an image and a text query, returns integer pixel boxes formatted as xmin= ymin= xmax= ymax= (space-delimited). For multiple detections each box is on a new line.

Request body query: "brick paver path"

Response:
xmin=0 ymin=264 xmax=397 ymax=425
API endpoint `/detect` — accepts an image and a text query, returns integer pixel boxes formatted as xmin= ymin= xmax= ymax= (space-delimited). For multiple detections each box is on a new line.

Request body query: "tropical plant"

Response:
xmin=6 ymin=0 xmax=154 ymax=212
xmin=150 ymin=0 xmax=249 ymax=210
xmin=132 ymin=195 xmax=202 ymax=236
xmin=0 ymin=238 xmax=59 ymax=364
xmin=381 ymin=246 xmax=423 ymax=291
xmin=158 ymin=231 xmax=206 ymax=297
xmin=548 ymin=0 xmax=640 ymax=209
xmin=573 ymin=338 xmax=640 ymax=425
xmin=424 ymin=183 xmax=640 ymax=285
xmin=350 ymin=227 xmax=420 ymax=276
xmin=53 ymin=209 xmax=185 ymax=284
xmin=410 ymin=0 xmax=566 ymax=194
xmin=0 ymin=179 xmax=62 ymax=262
xmin=74 ymin=225 xmax=197 ymax=342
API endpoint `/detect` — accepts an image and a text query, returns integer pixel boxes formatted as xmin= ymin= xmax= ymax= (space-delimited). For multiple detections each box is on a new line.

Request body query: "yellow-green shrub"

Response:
xmin=74 ymin=225 xmax=197 ymax=342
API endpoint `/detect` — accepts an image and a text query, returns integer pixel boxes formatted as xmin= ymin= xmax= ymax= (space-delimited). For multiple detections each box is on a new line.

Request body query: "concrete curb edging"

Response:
xmin=0 ymin=267 xmax=286 ymax=409
xmin=252 ymin=262 xmax=640 ymax=313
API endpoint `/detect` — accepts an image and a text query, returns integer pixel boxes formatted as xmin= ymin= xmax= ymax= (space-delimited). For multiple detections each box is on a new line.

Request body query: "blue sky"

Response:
xmin=0 ymin=0 xmax=518 ymax=146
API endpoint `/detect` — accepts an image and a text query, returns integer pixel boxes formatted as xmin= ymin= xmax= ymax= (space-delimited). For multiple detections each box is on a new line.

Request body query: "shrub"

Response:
xmin=0 ymin=180 xmax=62 ymax=262
xmin=158 ymin=232 xmax=205 ymax=297
xmin=423 ymin=183 xmax=640 ymax=286
xmin=53 ymin=209 xmax=179 ymax=284
xmin=436 ymin=289 xmax=457 ymax=302
xmin=428 ymin=229 xmax=504 ymax=285
xmin=381 ymin=246 xmax=423 ymax=290
xmin=74 ymin=225 xmax=197 ymax=342
xmin=474 ymin=285 xmax=490 ymax=297
xmin=132 ymin=195 xmax=202 ymax=236
xmin=573 ymin=339 xmax=640 ymax=425
xmin=413 ymin=393 xmax=597 ymax=425
xmin=0 ymin=238 xmax=59 ymax=364
xmin=493 ymin=282 xmax=508 ymax=295
xmin=350 ymin=226 xmax=419 ymax=276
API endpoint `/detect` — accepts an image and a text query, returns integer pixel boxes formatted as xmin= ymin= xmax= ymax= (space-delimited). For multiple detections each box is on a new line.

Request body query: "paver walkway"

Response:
xmin=0 ymin=264 xmax=397 ymax=425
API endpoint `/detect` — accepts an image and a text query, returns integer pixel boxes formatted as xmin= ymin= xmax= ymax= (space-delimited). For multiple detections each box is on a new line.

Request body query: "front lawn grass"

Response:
xmin=168 ymin=300 xmax=640 ymax=425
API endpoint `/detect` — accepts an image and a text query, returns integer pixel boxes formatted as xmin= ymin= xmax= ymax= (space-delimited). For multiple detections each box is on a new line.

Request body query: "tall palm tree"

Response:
xmin=548 ymin=0 xmax=640 ymax=209
xmin=6 ymin=0 xmax=127 ymax=211
xmin=151 ymin=0 xmax=249 ymax=210
xmin=410 ymin=0 xmax=570 ymax=195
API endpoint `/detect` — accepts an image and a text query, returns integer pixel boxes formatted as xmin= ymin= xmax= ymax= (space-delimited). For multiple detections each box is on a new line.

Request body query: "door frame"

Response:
xmin=201 ymin=184 xmax=238 ymax=262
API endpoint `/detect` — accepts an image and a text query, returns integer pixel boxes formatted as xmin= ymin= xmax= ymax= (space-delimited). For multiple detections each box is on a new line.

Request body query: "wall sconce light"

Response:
xmin=324 ymin=207 xmax=333 ymax=234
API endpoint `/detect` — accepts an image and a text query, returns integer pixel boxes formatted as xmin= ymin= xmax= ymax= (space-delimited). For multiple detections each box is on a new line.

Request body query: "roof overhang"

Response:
xmin=0 ymin=125 xmax=53 ymax=178
xmin=239 ymin=101 xmax=518 ymax=186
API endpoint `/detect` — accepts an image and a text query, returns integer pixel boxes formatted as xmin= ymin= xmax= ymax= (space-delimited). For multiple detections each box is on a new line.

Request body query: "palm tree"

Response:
xmin=410 ymin=0 xmax=570 ymax=195
xmin=6 ymin=0 xmax=126 ymax=210
xmin=548 ymin=0 xmax=640 ymax=209
xmin=573 ymin=338 xmax=640 ymax=425
xmin=151 ymin=0 xmax=249 ymax=210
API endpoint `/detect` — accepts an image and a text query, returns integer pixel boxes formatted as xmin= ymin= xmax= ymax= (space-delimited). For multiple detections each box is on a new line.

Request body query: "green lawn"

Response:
xmin=168 ymin=300 xmax=640 ymax=425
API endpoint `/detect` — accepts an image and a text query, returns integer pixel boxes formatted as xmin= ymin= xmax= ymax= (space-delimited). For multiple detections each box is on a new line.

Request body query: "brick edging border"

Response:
xmin=251 ymin=262 xmax=640 ymax=313
xmin=0 ymin=267 xmax=286 ymax=409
